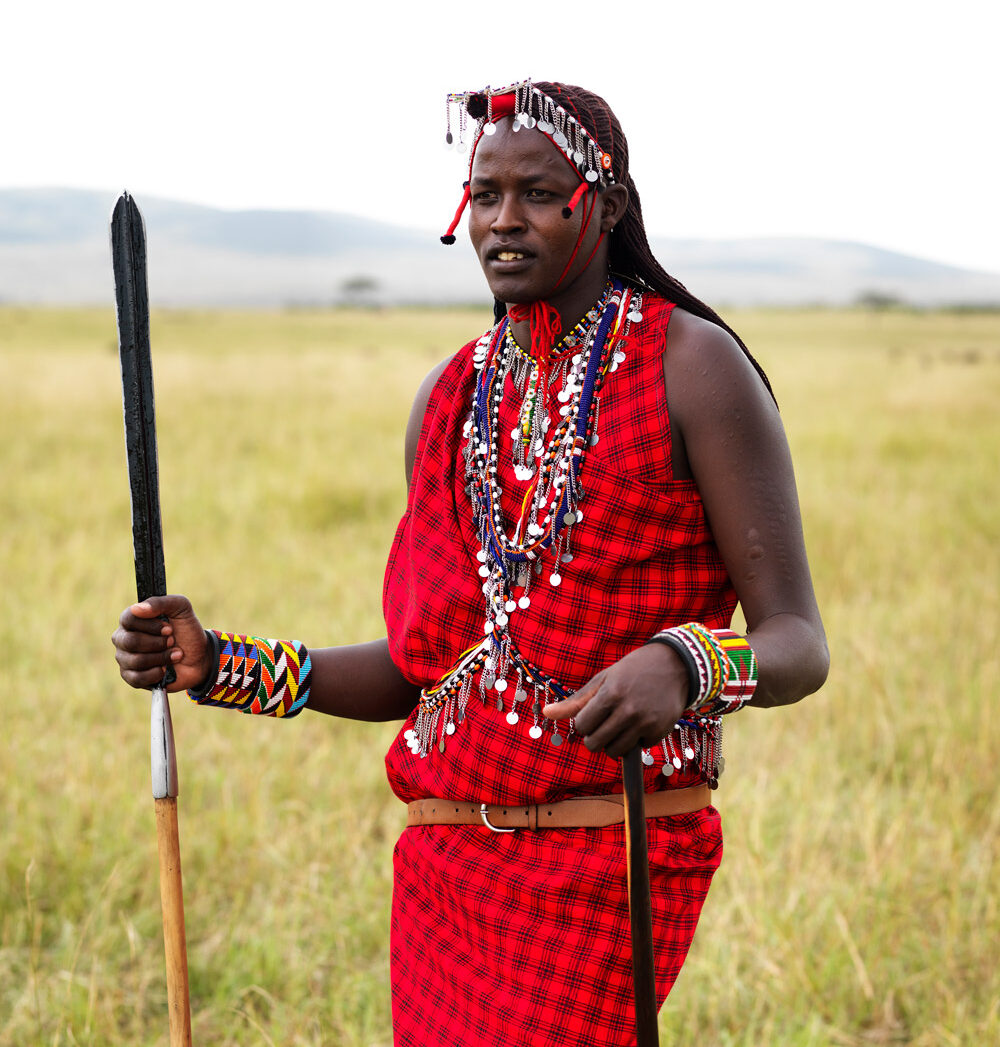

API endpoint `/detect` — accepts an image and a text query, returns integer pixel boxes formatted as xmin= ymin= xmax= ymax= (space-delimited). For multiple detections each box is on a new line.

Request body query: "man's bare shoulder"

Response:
xmin=663 ymin=307 xmax=771 ymax=413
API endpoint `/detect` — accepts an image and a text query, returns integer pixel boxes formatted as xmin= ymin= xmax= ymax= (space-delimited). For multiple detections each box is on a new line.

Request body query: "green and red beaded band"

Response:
xmin=188 ymin=630 xmax=311 ymax=718
xmin=647 ymin=623 xmax=757 ymax=717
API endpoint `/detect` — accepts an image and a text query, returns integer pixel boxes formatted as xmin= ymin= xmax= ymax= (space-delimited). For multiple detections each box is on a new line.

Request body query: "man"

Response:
xmin=115 ymin=80 xmax=828 ymax=1045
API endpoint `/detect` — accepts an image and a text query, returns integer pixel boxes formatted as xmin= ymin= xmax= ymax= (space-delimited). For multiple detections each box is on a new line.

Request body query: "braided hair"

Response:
xmin=473 ymin=81 xmax=773 ymax=398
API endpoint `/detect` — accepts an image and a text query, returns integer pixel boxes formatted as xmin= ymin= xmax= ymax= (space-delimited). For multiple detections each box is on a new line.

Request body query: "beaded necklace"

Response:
xmin=405 ymin=280 xmax=645 ymax=757
xmin=506 ymin=285 xmax=612 ymax=478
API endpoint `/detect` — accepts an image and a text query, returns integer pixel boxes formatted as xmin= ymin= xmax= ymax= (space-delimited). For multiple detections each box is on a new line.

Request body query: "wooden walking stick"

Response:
xmin=112 ymin=191 xmax=193 ymax=1047
xmin=622 ymin=744 xmax=660 ymax=1047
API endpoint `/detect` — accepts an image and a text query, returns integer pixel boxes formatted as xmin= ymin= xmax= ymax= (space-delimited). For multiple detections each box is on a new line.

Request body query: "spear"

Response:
xmin=111 ymin=191 xmax=193 ymax=1047
xmin=622 ymin=745 xmax=660 ymax=1046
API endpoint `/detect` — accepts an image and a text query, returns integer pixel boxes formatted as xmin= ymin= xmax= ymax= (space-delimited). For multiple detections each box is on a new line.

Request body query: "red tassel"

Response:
xmin=562 ymin=181 xmax=588 ymax=219
xmin=440 ymin=182 xmax=471 ymax=245
xmin=508 ymin=299 xmax=563 ymax=388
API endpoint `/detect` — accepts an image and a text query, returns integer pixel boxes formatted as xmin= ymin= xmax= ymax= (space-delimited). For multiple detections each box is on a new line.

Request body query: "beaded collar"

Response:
xmin=504 ymin=282 xmax=613 ymax=363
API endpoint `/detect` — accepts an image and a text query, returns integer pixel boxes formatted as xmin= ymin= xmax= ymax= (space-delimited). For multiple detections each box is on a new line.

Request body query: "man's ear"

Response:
xmin=599 ymin=184 xmax=629 ymax=232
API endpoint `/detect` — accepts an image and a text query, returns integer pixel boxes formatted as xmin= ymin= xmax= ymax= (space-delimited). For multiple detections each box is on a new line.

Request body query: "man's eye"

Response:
xmin=527 ymin=189 xmax=552 ymax=199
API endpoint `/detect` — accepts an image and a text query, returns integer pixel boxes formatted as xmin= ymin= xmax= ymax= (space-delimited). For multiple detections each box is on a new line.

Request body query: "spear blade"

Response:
xmin=112 ymin=191 xmax=167 ymax=604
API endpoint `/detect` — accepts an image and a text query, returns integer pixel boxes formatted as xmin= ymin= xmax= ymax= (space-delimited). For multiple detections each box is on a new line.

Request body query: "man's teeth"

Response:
xmin=497 ymin=251 xmax=525 ymax=261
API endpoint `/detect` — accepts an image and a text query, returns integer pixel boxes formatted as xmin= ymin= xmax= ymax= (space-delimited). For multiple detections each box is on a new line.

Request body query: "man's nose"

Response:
xmin=491 ymin=195 xmax=526 ymax=233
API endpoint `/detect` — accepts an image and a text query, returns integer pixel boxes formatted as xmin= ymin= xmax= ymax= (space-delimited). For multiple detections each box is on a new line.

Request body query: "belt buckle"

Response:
xmin=479 ymin=803 xmax=516 ymax=833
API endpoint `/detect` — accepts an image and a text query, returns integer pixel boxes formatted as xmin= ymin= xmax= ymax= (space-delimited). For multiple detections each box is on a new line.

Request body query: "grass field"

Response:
xmin=1 ymin=304 xmax=998 ymax=1046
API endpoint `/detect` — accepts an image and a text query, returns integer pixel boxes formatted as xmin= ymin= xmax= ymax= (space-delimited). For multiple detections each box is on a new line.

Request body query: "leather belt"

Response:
xmin=405 ymin=784 xmax=711 ymax=832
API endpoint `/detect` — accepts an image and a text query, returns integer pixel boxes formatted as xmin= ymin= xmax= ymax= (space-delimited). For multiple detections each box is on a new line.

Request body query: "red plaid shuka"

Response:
xmin=383 ymin=294 xmax=732 ymax=1045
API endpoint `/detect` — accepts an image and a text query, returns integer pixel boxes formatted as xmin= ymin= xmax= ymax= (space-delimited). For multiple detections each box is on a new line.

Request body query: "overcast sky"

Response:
xmin=4 ymin=0 xmax=997 ymax=274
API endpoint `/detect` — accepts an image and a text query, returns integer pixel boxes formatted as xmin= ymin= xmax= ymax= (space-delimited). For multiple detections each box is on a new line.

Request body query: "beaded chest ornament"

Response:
xmin=405 ymin=280 xmax=642 ymax=758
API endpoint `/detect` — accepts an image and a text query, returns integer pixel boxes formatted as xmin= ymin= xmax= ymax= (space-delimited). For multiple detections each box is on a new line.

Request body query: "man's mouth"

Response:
xmin=487 ymin=245 xmax=533 ymax=263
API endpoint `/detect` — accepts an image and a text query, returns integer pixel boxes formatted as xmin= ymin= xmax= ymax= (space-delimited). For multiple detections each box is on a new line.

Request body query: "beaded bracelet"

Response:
xmin=647 ymin=623 xmax=757 ymax=717
xmin=188 ymin=630 xmax=312 ymax=718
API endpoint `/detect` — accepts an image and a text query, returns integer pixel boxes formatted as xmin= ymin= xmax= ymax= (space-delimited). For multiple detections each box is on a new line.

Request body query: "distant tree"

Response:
xmin=854 ymin=290 xmax=905 ymax=311
xmin=339 ymin=274 xmax=380 ymax=307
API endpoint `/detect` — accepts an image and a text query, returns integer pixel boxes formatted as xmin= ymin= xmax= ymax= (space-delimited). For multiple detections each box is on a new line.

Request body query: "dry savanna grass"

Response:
xmin=1 ymin=305 xmax=997 ymax=1046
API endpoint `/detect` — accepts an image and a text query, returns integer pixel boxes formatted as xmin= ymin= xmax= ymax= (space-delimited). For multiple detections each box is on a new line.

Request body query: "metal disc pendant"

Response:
xmin=505 ymin=600 xmax=516 ymax=612
xmin=506 ymin=711 xmax=519 ymax=726
xmin=661 ymin=762 xmax=674 ymax=777
xmin=627 ymin=310 xmax=643 ymax=323
xmin=642 ymin=750 xmax=655 ymax=766
xmin=550 ymin=573 xmax=562 ymax=587
xmin=518 ymin=596 xmax=530 ymax=609
xmin=445 ymin=722 xmax=456 ymax=736
xmin=483 ymin=673 xmax=496 ymax=689
xmin=529 ymin=725 xmax=543 ymax=740
xmin=672 ymin=756 xmax=683 ymax=769
xmin=483 ymin=122 xmax=497 ymax=136
xmin=495 ymin=678 xmax=508 ymax=692
xmin=684 ymin=746 xmax=696 ymax=760
xmin=550 ymin=731 xmax=564 ymax=747
xmin=514 ymin=688 xmax=527 ymax=703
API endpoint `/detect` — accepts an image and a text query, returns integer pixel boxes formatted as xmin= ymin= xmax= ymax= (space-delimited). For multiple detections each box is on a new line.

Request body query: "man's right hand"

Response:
xmin=112 ymin=595 xmax=211 ymax=693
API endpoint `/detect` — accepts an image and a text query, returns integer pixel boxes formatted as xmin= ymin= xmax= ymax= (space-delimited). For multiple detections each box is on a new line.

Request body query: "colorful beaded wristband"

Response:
xmin=647 ymin=623 xmax=757 ymax=717
xmin=188 ymin=630 xmax=312 ymax=718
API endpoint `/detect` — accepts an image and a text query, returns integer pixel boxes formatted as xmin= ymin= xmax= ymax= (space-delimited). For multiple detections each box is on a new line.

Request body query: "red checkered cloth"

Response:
xmin=382 ymin=293 xmax=734 ymax=1043
xmin=391 ymin=811 xmax=721 ymax=1046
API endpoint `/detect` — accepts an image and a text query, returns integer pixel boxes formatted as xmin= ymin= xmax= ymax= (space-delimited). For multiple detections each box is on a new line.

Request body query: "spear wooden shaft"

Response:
xmin=112 ymin=192 xmax=192 ymax=1047
xmin=622 ymin=745 xmax=660 ymax=1047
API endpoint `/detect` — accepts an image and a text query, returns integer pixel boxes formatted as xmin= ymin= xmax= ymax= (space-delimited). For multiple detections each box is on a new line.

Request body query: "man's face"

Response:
xmin=467 ymin=119 xmax=603 ymax=309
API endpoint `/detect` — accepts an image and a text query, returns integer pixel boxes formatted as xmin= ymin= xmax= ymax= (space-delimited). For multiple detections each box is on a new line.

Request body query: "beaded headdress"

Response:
xmin=440 ymin=79 xmax=618 ymax=245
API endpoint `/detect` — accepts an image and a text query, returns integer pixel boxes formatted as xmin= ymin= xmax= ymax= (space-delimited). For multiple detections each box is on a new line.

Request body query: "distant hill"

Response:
xmin=2 ymin=187 xmax=998 ymax=308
